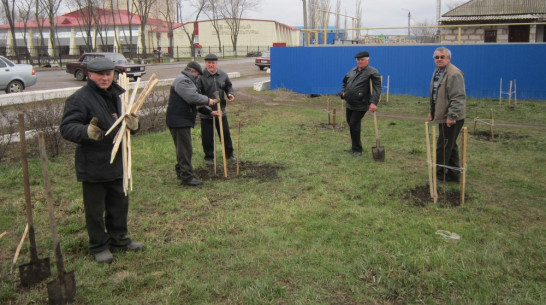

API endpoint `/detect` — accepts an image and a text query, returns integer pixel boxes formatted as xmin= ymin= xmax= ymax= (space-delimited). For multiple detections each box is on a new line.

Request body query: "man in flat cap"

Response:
xmin=60 ymin=57 xmax=143 ymax=263
xmin=340 ymin=51 xmax=382 ymax=156
xmin=197 ymin=53 xmax=237 ymax=164
xmin=167 ymin=61 xmax=221 ymax=186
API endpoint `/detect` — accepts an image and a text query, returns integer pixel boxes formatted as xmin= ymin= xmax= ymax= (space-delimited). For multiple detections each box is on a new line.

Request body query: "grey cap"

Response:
xmin=186 ymin=61 xmax=203 ymax=75
xmin=88 ymin=57 xmax=115 ymax=72
xmin=204 ymin=53 xmax=218 ymax=61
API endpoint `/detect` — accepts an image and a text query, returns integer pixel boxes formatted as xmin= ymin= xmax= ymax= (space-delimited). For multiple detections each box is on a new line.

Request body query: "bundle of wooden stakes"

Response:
xmin=105 ymin=73 xmax=159 ymax=195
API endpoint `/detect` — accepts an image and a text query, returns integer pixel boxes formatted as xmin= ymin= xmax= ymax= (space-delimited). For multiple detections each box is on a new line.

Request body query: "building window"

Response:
xmin=485 ymin=30 xmax=497 ymax=43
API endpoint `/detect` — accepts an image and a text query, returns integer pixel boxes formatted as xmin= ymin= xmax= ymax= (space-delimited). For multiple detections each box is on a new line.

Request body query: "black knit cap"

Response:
xmin=204 ymin=53 xmax=218 ymax=61
xmin=88 ymin=57 xmax=115 ymax=72
xmin=354 ymin=51 xmax=370 ymax=58
xmin=186 ymin=61 xmax=203 ymax=75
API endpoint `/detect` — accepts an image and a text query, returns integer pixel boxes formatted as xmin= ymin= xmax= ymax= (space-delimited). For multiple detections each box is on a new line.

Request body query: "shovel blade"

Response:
xmin=19 ymin=257 xmax=51 ymax=286
xmin=47 ymin=271 xmax=76 ymax=305
xmin=372 ymin=146 xmax=385 ymax=162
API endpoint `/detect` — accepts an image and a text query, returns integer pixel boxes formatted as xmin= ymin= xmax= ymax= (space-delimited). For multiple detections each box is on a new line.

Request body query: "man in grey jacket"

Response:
xmin=428 ymin=47 xmax=466 ymax=183
xmin=341 ymin=51 xmax=382 ymax=157
xmin=166 ymin=61 xmax=220 ymax=186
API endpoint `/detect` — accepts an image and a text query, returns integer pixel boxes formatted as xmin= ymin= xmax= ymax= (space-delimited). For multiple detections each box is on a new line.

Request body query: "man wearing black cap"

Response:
xmin=341 ymin=51 xmax=382 ymax=156
xmin=166 ymin=61 xmax=221 ymax=186
xmin=60 ymin=57 xmax=143 ymax=263
xmin=197 ymin=53 xmax=236 ymax=164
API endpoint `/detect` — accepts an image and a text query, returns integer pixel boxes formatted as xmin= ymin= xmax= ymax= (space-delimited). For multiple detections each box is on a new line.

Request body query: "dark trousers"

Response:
xmin=436 ymin=120 xmax=465 ymax=180
xmin=82 ymin=179 xmax=131 ymax=254
xmin=346 ymin=108 xmax=367 ymax=153
xmin=201 ymin=116 xmax=234 ymax=160
xmin=169 ymin=127 xmax=195 ymax=182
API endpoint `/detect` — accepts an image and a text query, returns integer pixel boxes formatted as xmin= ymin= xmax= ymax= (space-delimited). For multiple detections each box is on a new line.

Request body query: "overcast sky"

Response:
xmin=240 ymin=0 xmax=463 ymax=35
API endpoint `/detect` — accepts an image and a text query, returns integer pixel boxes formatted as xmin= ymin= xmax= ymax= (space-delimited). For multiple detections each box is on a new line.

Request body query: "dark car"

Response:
xmin=66 ymin=52 xmax=146 ymax=81
xmin=0 ymin=56 xmax=37 ymax=93
xmin=254 ymin=51 xmax=270 ymax=71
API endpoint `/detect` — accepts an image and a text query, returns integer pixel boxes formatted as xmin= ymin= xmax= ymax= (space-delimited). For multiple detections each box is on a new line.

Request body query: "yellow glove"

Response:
xmin=125 ymin=114 xmax=139 ymax=131
xmin=87 ymin=117 xmax=104 ymax=141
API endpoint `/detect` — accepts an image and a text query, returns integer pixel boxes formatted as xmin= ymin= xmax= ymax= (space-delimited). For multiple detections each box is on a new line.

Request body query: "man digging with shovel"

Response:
xmin=341 ymin=51 xmax=382 ymax=157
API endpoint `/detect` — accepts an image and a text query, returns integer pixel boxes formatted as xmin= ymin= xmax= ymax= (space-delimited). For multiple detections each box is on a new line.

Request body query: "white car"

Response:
xmin=0 ymin=56 xmax=37 ymax=93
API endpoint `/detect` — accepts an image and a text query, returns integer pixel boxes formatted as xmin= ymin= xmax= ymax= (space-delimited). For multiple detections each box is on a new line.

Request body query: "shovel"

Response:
xmin=17 ymin=113 xmax=51 ymax=286
xmin=372 ymin=111 xmax=385 ymax=162
xmin=38 ymin=132 xmax=77 ymax=304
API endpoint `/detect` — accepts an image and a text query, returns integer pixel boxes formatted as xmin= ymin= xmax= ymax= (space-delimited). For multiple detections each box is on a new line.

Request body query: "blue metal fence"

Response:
xmin=271 ymin=44 xmax=546 ymax=100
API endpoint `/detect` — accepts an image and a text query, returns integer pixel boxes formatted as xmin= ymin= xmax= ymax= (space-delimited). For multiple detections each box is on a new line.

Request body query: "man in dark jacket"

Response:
xmin=197 ymin=53 xmax=236 ymax=164
xmin=60 ymin=57 xmax=143 ymax=264
xmin=341 ymin=51 xmax=382 ymax=156
xmin=166 ymin=61 xmax=220 ymax=186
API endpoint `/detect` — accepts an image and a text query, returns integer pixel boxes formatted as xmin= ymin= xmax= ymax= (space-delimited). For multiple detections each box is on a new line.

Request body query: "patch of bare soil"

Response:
xmin=316 ymin=122 xmax=346 ymax=131
xmin=471 ymin=130 xmax=530 ymax=141
xmin=194 ymin=160 xmax=284 ymax=182
xmin=403 ymin=184 xmax=467 ymax=207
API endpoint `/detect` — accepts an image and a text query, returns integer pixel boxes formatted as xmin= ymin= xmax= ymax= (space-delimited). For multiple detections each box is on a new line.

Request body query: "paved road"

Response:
xmin=21 ymin=57 xmax=269 ymax=93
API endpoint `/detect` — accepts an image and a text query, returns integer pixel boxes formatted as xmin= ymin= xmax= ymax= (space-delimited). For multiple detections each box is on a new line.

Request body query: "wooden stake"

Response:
xmin=327 ymin=98 xmax=331 ymax=125
xmin=237 ymin=121 xmax=241 ymax=175
xmin=499 ymin=78 xmax=502 ymax=105
xmin=340 ymin=99 xmax=344 ymax=128
xmin=460 ymin=127 xmax=468 ymax=205
xmin=386 ymin=75 xmax=390 ymax=104
xmin=490 ymin=108 xmax=495 ymax=140
xmin=432 ymin=126 xmax=438 ymax=203
xmin=425 ymin=122 xmax=434 ymax=199
xmin=213 ymin=116 xmax=217 ymax=175
xmin=514 ymin=79 xmax=517 ymax=105
xmin=217 ymin=103 xmax=228 ymax=178
xmin=332 ymin=108 xmax=336 ymax=130
xmin=508 ymin=80 xmax=513 ymax=105
xmin=11 ymin=223 xmax=29 ymax=274
xmin=0 ymin=231 xmax=6 ymax=239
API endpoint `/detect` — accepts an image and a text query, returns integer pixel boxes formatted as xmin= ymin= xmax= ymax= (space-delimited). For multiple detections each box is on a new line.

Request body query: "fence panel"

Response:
xmin=271 ymin=44 xmax=546 ymax=100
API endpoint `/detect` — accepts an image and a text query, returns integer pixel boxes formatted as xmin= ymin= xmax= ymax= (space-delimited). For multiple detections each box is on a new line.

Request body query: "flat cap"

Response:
xmin=186 ymin=61 xmax=203 ymax=75
xmin=354 ymin=51 xmax=370 ymax=58
xmin=87 ymin=57 xmax=115 ymax=72
xmin=204 ymin=53 xmax=218 ymax=61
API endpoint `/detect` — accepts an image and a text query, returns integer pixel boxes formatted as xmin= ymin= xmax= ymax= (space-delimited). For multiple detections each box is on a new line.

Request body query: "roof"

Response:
xmin=440 ymin=0 xmax=546 ymax=22
xmin=0 ymin=8 xmax=180 ymax=32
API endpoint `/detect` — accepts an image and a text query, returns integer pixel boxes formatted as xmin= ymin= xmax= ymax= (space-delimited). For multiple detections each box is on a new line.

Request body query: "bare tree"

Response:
xmin=39 ymin=0 xmax=63 ymax=58
xmin=334 ymin=0 xmax=340 ymax=40
xmin=218 ymin=0 xmax=259 ymax=53
xmin=412 ymin=18 xmax=438 ymax=43
xmin=159 ymin=0 xmax=177 ymax=55
xmin=178 ymin=0 xmax=205 ymax=59
xmin=16 ymin=0 xmax=33 ymax=60
xmin=203 ymin=0 xmax=223 ymax=52
xmin=132 ymin=0 xmax=157 ymax=58
xmin=1 ymin=0 xmax=20 ymax=61
xmin=354 ymin=0 xmax=361 ymax=40
xmin=66 ymin=0 xmax=98 ymax=52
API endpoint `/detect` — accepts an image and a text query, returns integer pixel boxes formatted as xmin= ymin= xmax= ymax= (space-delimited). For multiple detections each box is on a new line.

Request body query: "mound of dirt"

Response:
xmin=194 ymin=160 xmax=284 ymax=182
xmin=403 ymin=184 xmax=466 ymax=207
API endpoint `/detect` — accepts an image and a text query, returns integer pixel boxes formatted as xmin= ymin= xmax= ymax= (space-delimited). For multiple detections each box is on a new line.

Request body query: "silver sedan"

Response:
xmin=0 ymin=56 xmax=37 ymax=93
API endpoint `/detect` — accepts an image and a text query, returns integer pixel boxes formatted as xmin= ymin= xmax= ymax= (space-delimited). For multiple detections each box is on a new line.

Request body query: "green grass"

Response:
xmin=1 ymin=89 xmax=545 ymax=304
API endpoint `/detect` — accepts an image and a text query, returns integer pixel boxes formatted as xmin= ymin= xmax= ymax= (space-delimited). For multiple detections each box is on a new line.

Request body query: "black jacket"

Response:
xmin=60 ymin=79 xmax=127 ymax=182
xmin=342 ymin=66 xmax=382 ymax=111
xmin=197 ymin=68 xmax=234 ymax=119
xmin=166 ymin=70 xmax=212 ymax=128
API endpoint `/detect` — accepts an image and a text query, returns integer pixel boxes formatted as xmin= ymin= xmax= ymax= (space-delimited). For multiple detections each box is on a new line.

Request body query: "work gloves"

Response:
xmin=125 ymin=114 xmax=139 ymax=131
xmin=87 ymin=117 xmax=104 ymax=141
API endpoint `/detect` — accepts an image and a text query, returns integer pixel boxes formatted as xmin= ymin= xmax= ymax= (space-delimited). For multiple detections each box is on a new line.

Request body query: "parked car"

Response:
xmin=255 ymin=51 xmax=271 ymax=70
xmin=0 ymin=56 xmax=37 ymax=93
xmin=66 ymin=52 xmax=146 ymax=81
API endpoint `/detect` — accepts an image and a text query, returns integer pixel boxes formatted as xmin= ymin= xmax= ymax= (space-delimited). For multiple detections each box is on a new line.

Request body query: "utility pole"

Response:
xmin=407 ymin=11 xmax=411 ymax=39
xmin=302 ymin=0 xmax=308 ymax=46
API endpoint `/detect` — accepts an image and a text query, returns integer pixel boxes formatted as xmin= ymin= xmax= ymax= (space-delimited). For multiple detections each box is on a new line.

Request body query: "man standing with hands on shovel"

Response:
xmin=341 ymin=51 xmax=382 ymax=157
xmin=60 ymin=57 xmax=144 ymax=264
xmin=198 ymin=53 xmax=236 ymax=164
xmin=167 ymin=61 xmax=221 ymax=186
xmin=428 ymin=47 xmax=466 ymax=183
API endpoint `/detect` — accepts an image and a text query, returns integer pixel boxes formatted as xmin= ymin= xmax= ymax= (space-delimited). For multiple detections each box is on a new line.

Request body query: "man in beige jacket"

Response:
xmin=428 ymin=47 xmax=466 ymax=183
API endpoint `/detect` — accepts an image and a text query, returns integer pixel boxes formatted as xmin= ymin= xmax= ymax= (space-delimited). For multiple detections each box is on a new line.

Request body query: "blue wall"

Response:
xmin=270 ymin=44 xmax=546 ymax=100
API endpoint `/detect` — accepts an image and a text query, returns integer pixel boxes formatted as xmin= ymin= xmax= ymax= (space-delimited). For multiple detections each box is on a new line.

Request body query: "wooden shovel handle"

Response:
xmin=373 ymin=111 xmax=380 ymax=144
